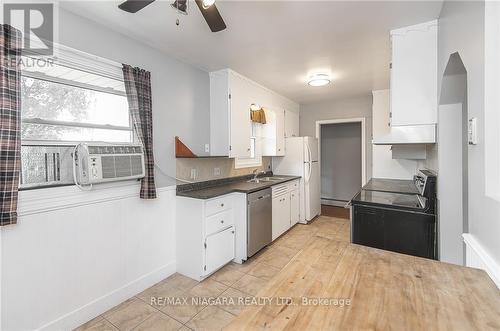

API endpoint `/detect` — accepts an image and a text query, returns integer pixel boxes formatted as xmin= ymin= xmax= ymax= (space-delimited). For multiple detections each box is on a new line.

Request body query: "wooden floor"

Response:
xmin=75 ymin=216 xmax=500 ymax=331
xmin=321 ymin=204 xmax=350 ymax=219
xmin=227 ymin=218 xmax=500 ymax=331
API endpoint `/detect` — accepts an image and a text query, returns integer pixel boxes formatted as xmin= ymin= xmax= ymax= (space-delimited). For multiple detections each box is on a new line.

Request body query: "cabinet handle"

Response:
xmin=247 ymin=148 xmax=251 ymax=151
xmin=221 ymin=203 xmax=224 ymax=207
xmin=220 ymin=220 xmax=224 ymax=224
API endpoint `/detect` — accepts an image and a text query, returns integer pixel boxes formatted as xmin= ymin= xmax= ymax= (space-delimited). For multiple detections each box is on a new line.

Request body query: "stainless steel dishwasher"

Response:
xmin=247 ymin=188 xmax=272 ymax=257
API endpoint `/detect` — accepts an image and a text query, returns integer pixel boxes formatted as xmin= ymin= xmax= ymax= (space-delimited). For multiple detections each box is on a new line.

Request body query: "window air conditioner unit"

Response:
xmin=73 ymin=143 xmax=145 ymax=186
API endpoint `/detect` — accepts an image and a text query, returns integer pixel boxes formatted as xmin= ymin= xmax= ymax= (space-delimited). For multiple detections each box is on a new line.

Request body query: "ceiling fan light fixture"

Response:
xmin=202 ymin=0 xmax=215 ymax=9
xmin=308 ymin=74 xmax=331 ymax=87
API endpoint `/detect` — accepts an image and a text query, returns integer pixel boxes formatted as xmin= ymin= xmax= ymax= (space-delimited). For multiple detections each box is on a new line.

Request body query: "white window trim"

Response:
xmin=21 ymin=42 xmax=133 ymax=144
xmin=234 ymin=156 xmax=263 ymax=169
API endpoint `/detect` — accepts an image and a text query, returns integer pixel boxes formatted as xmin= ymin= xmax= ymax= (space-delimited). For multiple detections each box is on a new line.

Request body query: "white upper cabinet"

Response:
xmin=390 ymin=20 xmax=438 ymax=126
xmin=210 ymin=70 xmax=252 ymax=158
xmin=262 ymin=107 xmax=285 ymax=156
xmin=284 ymin=110 xmax=299 ymax=138
xmin=210 ymin=69 xmax=299 ymax=158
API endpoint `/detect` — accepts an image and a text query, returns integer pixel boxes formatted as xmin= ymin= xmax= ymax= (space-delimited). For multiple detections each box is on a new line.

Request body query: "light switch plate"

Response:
xmin=468 ymin=117 xmax=478 ymax=145
xmin=214 ymin=167 xmax=221 ymax=176
xmin=190 ymin=168 xmax=197 ymax=179
xmin=205 ymin=144 xmax=210 ymax=153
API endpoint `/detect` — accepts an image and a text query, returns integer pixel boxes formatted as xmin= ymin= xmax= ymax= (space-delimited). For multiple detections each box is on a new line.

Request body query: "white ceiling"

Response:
xmin=61 ymin=1 xmax=443 ymax=104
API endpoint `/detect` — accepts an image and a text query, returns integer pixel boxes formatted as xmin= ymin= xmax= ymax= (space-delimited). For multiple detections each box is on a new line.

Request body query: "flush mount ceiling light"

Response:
xmin=308 ymin=74 xmax=331 ymax=87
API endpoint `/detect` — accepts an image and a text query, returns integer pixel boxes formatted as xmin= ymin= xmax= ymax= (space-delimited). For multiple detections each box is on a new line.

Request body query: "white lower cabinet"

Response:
xmin=205 ymin=226 xmax=235 ymax=274
xmin=290 ymin=189 xmax=300 ymax=226
xmin=272 ymin=180 xmax=300 ymax=240
xmin=272 ymin=193 xmax=290 ymax=241
xmin=176 ymin=194 xmax=236 ymax=281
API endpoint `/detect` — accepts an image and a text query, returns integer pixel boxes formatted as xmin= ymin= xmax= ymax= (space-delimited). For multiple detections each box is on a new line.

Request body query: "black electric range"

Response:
xmin=350 ymin=170 xmax=437 ymax=259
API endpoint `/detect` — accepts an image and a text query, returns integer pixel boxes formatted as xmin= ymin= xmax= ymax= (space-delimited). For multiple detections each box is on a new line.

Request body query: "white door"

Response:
xmin=204 ymin=226 xmax=235 ymax=275
xmin=229 ymin=74 xmax=252 ymax=158
xmin=290 ymin=189 xmax=300 ymax=226
xmin=305 ymin=161 xmax=321 ymax=221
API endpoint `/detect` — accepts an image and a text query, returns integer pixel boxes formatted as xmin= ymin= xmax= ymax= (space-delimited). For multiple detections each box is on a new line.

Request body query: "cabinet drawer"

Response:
xmin=288 ymin=180 xmax=299 ymax=191
xmin=205 ymin=209 xmax=234 ymax=236
xmin=272 ymin=184 xmax=288 ymax=197
xmin=205 ymin=195 xmax=232 ymax=216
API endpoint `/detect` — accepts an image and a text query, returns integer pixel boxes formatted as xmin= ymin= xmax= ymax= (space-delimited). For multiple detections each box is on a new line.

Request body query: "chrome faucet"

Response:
xmin=253 ymin=169 xmax=265 ymax=180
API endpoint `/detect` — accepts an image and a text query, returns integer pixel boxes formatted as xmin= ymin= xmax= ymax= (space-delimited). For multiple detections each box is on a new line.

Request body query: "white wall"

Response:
xmin=2 ymin=185 xmax=176 ymax=330
xmin=0 ymin=6 xmax=211 ymax=330
xmin=59 ymin=8 xmax=211 ymax=177
xmin=371 ymin=90 xmax=418 ymax=179
xmin=300 ymin=95 xmax=373 ymax=180
xmin=438 ymin=0 xmax=500 ymax=281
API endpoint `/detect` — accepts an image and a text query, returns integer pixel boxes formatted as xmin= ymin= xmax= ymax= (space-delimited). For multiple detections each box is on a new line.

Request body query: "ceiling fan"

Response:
xmin=118 ymin=0 xmax=227 ymax=32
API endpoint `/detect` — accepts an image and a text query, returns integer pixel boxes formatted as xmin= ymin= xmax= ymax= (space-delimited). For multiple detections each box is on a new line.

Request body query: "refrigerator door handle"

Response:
xmin=305 ymin=141 xmax=312 ymax=164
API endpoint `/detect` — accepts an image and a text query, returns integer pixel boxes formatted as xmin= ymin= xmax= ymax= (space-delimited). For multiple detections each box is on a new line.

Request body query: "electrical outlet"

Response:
xmin=190 ymin=168 xmax=197 ymax=180
xmin=205 ymin=144 xmax=210 ymax=153
xmin=214 ymin=167 xmax=221 ymax=176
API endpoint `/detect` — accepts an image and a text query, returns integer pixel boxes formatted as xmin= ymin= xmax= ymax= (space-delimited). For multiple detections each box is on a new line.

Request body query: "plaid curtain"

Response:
xmin=122 ymin=64 xmax=157 ymax=199
xmin=0 ymin=25 xmax=22 ymax=225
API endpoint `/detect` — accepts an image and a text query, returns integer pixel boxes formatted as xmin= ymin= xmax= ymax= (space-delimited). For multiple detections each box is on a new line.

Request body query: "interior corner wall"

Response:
xmin=58 ymin=7 xmax=211 ymax=179
xmin=439 ymin=1 xmax=500 ymax=271
xmin=299 ymin=95 xmax=373 ymax=181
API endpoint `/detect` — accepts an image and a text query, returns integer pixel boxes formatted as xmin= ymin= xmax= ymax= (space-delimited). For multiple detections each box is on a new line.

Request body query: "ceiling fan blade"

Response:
xmin=171 ymin=0 xmax=188 ymax=14
xmin=118 ymin=0 xmax=156 ymax=13
xmin=195 ymin=0 xmax=227 ymax=32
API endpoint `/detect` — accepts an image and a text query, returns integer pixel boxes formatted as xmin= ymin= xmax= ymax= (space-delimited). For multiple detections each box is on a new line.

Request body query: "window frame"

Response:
xmin=20 ymin=44 xmax=133 ymax=144
xmin=234 ymin=137 xmax=263 ymax=169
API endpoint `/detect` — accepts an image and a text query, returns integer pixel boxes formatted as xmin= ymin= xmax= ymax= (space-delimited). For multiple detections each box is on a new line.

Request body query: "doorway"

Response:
xmin=316 ymin=118 xmax=366 ymax=209
xmin=438 ymin=52 xmax=468 ymax=266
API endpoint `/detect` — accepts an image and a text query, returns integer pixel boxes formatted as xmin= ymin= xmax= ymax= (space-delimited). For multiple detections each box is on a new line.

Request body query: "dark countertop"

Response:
xmin=362 ymin=178 xmax=419 ymax=194
xmin=177 ymin=175 xmax=301 ymax=199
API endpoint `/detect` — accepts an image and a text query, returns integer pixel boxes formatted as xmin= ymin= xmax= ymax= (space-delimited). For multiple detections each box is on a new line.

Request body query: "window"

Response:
xmin=21 ymin=48 xmax=133 ymax=143
xmin=18 ymin=46 xmax=132 ymax=189
xmin=234 ymin=124 xmax=263 ymax=169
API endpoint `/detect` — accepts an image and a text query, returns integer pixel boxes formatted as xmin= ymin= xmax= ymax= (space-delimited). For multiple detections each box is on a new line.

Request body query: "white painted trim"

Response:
xmin=463 ymin=233 xmax=500 ymax=288
xmin=315 ymin=118 xmax=367 ymax=185
xmin=18 ymin=183 xmax=176 ymax=216
xmin=38 ymin=261 xmax=176 ymax=331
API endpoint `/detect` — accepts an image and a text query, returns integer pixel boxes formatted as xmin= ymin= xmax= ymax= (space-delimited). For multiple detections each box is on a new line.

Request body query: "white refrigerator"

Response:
xmin=273 ymin=136 xmax=321 ymax=223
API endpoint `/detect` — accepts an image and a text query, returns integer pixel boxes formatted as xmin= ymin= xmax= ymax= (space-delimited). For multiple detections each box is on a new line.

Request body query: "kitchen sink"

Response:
xmin=247 ymin=177 xmax=287 ymax=183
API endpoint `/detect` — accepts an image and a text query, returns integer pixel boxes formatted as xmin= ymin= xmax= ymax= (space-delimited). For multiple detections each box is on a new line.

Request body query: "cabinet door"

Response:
xmin=229 ymin=74 xmax=252 ymax=158
xmin=290 ymin=189 xmax=300 ymax=226
xmin=390 ymin=22 xmax=437 ymax=126
xmin=204 ymin=226 xmax=235 ymax=275
xmin=275 ymin=109 xmax=285 ymax=156
xmin=352 ymin=205 xmax=385 ymax=250
xmin=285 ymin=110 xmax=299 ymax=138
xmin=262 ymin=108 xmax=285 ymax=156
xmin=384 ymin=210 xmax=436 ymax=259
xmin=272 ymin=194 xmax=290 ymax=240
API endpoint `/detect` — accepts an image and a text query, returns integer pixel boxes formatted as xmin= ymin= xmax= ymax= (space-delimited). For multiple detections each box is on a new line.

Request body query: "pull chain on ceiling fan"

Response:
xmin=118 ymin=0 xmax=227 ymax=32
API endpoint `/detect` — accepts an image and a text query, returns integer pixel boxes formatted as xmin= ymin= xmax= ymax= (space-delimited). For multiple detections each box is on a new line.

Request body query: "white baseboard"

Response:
xmin=463 ymin=234 xmax=500 ymax=289
xmin=38 ymin=261 xmax=176 ymax=331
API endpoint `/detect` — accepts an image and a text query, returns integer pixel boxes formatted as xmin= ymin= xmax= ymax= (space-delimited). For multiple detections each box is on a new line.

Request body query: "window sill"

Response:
xmin=17 ymin=181 xmax=176 ymax=216
xmin=234 ymin=156 xmax=263 ymax=169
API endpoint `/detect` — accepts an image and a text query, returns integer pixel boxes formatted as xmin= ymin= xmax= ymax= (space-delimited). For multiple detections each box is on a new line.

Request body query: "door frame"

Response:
xmin=315 ymin=118 xmax=367 ymax=187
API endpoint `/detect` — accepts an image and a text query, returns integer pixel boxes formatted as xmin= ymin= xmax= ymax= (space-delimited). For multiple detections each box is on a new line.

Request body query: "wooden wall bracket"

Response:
xmin=175 ymin=136 xmax=197 ymax=158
